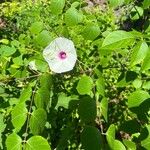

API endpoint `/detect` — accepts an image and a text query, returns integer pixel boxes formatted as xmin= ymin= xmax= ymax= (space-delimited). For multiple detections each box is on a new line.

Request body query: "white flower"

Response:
xmin=43 ymin=37 xmax=77 ymax=73
xmin=28 ymin=60 xmax=38 ymax=71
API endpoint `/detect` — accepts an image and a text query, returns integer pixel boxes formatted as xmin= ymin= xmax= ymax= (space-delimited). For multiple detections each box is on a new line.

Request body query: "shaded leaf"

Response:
xmin=81 ymin=125 xmax=103 ymax=150
xmin=78 ymin=96 xmax=96 ymax=123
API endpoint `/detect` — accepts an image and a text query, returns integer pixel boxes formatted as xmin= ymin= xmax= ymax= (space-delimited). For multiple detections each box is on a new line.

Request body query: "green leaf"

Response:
xmin=0 ymin=114 xmax=6 ymax=133
xmin=101 ymin=30 xmax=135 ymax=50
xmin=56 ymin=93 xmax=78 ymax=109
xmin=141 ymin=125 xmax=150 ymax=149
xmin=37 ymin=73 xmax=52 ymax=108
xmin=141 ymin=50 xmax=150 ymax=71
xmin=6 ymin=133 xmax=22 ymax=150
xmin=30 ymin=22 xmax=43 ymax=34
xmin=100 ymin=97 xmax=108 ymax=122
xmin=128 ymin=90 xmax=150 ymax=108
xmin=123 ymin=139 xmax=136 ymax=150
xmin=130 ymin=42 xmax=149 ymax=67
xmin=25 ymin=136 xmax=50 ymax=150
xmin=11 ymin=103 xmax=28 ymax=132
xmin=108 ymin=0 xmax=124 ymax=8
xmin=0 ymin=45 xmax=16 ymax=57
xmin=65 ymin=7 xmax=83 ymax=26
xmin=50 ymin=0 xmax=65 ymax=15
xmin=78 ymin=96 xmax=96 ymax=123
xmin=114 ymin=140 xmax=126 ymax=150
xmin=106 ymin=124 xmax=115 ymax=149
xmin=142 ymin=81 xmax=150 ymax=90
xmin=76 ymin=75 xmax=93 ymax=95
xmin=81 ymin=125 xmax=103 ymax=150
xmin=19 ymin=85 xmax=32 ymax=103
xmin=96 ymin=77 xmax=105 ymax=96
xmin=143 ymin=0 xmax=150 ymax=9
xmin=82 ymin=23 xmax=100 ymax=41
xmin=29 ymin=108 xmax=47 ymax=135
xmin=35 ymin=30 xmax=52 ymax=47
xmin=132 ymin=78 xmax=142 ymax=89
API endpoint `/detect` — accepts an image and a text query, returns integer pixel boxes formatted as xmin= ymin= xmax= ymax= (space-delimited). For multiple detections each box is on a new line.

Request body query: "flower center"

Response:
xmin=58 ymin=51 xmax=67 ymax=60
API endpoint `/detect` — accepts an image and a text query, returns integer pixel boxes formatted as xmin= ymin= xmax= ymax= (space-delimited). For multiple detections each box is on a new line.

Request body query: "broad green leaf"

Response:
xmin=34 ymin=90 xmax=44 ymax=108
xmin=29 ymin=108 xmax=47 ymax=135
xmin=132 ymin=78 xmax=142 ymax=89
xmin=141 ymin=50 xmax=150 ymax=71
xmin=141 ymin=125 xmax=150 ymax=149
xmin=56 ymin=93 xmax=78 ymax=109
xmin=35 ymin=30 xmax=52 ymax=47
xmin=130 ymin=42 xmax=149 ymax=66
xmin=78 ymin=96 xmax=96 ymax=123
xmin=131 ymin=6 xmax=143 ymax=20
xmin=82 ymin=23 xmax=100 ymax=41
xmin=30 ymin=22 xmax=43 ymax=34
xmin=108 ymin=0 xmax=124 ymax=8
xmin=37 ymin=73 xmax=52 ymax=108
xmin=143 ymin=0 xmax=150 ymax=9
xmin=0 ymin=45 xmax=16 ymax=57
xmin=96 ymin=77 xmax=105 ymax=96
xmin=65 ymin=7 xmax=83 ymax=26
xmin=76 ymin=75 xmax=93 ymax=95
xmin=25 ymin=136 xmax=50 ymax=150
xmin=0 ymin=114 xmax=6 ymax=133
xmin=19 ymin=85 xmax=32 ymax=103
xmin=100 ymin=97 xmax=108 ymax=122
xmin=12 ymin=55 xmax=23 ymax=68
xmin=101 ymin=30 xmax=135 ymax=50
xmin=128 ymin=90 xmax=150 ymax=108
xmin=50 ymin=0 xmax=65 ymax=15
xmin=123 ymin=139 xmax=136 ymax=150
xmin=6 ymin=133 xmax=22 ymax=150
xmin=81 ymin=125 xmax=103 ymax=150
xmin=142 ymin=81 xmax=150 ymax=90
xmin=106 ymin=124 xmax=115 ymax=150
xmin=114 ymin=140 xmax=126 ymax=150
xmin=11 ymin=103 xmax=28 ymax=132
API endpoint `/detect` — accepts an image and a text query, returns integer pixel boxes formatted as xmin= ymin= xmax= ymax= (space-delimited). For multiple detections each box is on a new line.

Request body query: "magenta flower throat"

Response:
xmin=58 ymin=51 xmax=67 ymax=60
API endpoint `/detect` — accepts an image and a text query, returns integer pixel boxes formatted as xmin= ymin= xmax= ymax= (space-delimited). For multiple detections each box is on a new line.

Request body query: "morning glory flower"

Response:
xmin=43 ymin=37 xmax=77 ymax=73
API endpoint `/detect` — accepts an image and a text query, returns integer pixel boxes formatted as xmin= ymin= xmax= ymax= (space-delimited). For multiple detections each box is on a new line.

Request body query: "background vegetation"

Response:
xmin=0 ymin=0 xmax=150 ymax=149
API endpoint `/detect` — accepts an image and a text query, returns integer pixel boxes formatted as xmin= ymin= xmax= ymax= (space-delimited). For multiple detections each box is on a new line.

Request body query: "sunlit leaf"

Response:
xmin=77 ymin=75 xmax=93 ymax=95
xmin=101 ymin=30 xmax=135 ymax=50
xmin=11 ymin=103 xmax=28 ymax=132
xmin=50 ymin=0 xmax=65 ymax=15
xmin=29 ymin=108 xmax=47 ymax=135
xmin=6 ymin=133 xmax=22 ymax=150
xmin=25 ymin=136 xmax=50 ymax=150
xmin=128 ymin=90 xmax=150 ymax=108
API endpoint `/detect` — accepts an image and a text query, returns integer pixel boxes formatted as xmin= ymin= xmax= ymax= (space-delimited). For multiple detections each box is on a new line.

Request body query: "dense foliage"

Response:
xmin=0 ymin=0 xmax=150 ymax=149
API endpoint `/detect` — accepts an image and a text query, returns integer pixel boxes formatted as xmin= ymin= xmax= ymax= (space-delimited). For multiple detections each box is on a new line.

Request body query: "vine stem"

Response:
xmin=23 ymin=80 xmax=39 ymax=149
